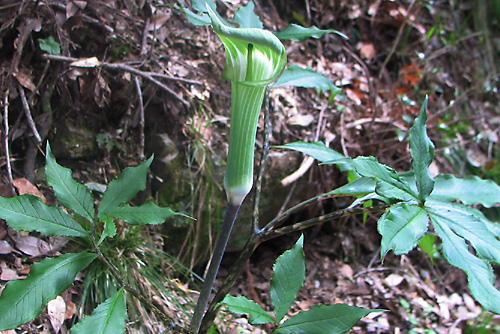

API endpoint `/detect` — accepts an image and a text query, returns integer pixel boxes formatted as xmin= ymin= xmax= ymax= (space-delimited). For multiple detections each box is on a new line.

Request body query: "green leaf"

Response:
xmin=431 ymin=174 xmax=500 ymax=208
xmin=98 ymin=156 xmax=153 ymax=217
xmin=378 ymin=202 xmax=429 ymax=259
xmin=174 ymin=0 xmax=216 ymax=27
xmin=277 ymin=142 xmax=418 ymax=201
xmin=38 ymin=36 xmax=61 ymax=55
xmin=277 ymin=304 xmax=380 ymax=334
xmin=273 ymin=64 xmax=341 ymax=96
xmin=328 ymin=177 xmax=376 ymax=197
xmin=71 ymin=288 xmax=127 ymax=334
xmin=0 ymin=194 xmax=88 ymax=237
xmin=219 ymin=295 xmax=274 ymax=325
xmin=97 ymin=214 xmax=116 ymax=246
xmin=430 ymin=213 xmax=500 ymax=314
xmin=275 ymin=24 xmax=347 ymax=42
xmin=274 ymin=141 xmax=347 ymax=165
xmin=271 ymin=235 xmax=305 ymax=323
xmin=104 ymin=202 xmax=183 ymax=225
xmin=0 ymin=252 xmax=97 ymax=330
xmin=350 ymin=157 xmax=419 ymax=201
xmin=427 ymin=200 xmax=500 ymax=264
xmin=409 ymin=97 xmax=435 ymax=203
xmin=46 ymin=143 xmax=95 ymax=222
xmin=192 ymin=0 xmax=216 ymax=13
xmin=233 ymin=0 xmax=263 ymax=29
xmin=418 ymin=234 xmax=437 ymax=265
xmin=180 ymin=7 xmax=211 ymax=26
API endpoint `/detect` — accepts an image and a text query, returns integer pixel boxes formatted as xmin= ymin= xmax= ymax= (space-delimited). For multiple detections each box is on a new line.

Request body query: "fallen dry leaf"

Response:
xmin=0 ymin=267 xmax=21 ymax=281
xmin=13 ymin=178 xmax=46 ymax=203
xmin=64 ymin=298 xmax=77 ymax=320
xmin=359 ymin=42 xmax=376 ymax=60
xmin=146 ymin=10 xmax=171 ymax=31
xmin=0 ymin=183 xmax=15 ymax=198
xmin=70 ymin=57 xmax=101 ymax=68
xmin=47 ymin=295 xmax=66 ymax=334
xmin=12 ymin=71 xmax=36 ymax=91
xmin=384 ymin=273 xmax=405 ymax=287
xmin=14 ymin=236 xmax=51 ymax=257
xmin=0 ymin=240 xmax=13 ymax=255
xmin=288 ymin=113 xmax=315 ymax=127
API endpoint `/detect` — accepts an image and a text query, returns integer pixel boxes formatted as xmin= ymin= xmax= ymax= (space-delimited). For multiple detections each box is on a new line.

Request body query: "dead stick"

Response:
xmin=17 ymin=85 xmax=41 ymax=143
xmin=2 ymin=92 xmax=15 ymax=194
xmin=377 ymin=0 xmax=417 ymax=81
xmin=134 ymin=76 xmax=145 ymax=159
xmin=42 ymin=54 xmax=190 ymax=106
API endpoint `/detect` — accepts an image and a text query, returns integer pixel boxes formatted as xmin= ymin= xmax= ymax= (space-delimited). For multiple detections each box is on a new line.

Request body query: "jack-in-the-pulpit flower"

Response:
xmin=207 ymin=7 xmax=287 ymax=205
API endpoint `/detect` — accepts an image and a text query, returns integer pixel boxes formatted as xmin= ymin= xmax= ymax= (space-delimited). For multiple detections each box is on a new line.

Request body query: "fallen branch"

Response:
xmin=2 ymin=91 xmax=15 ymax=195
xmin=134 ymin=76 xmax=145 ymax=159
xmin=17 ymin=84 xmax=42 ymax=143
xmin=42 ymin=54 xmax=191 ymax=107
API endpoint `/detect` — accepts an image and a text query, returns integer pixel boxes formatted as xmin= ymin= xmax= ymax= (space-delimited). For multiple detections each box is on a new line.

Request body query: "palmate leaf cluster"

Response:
xmin=0 ymin=144 xmax=183 ymax=332
xmin=279 ymin=97 xmax=500 ymax=315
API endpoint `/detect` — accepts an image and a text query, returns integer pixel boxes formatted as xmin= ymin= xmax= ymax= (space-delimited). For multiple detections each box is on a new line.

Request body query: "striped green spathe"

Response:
xmin=207 ymin=7 xmax=287 ymax=204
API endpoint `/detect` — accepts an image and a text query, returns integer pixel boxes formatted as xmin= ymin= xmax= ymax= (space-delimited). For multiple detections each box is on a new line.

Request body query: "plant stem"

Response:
xmin=252 ymin=88 xmax=271 ymax=233
xmin=190 ymin=202 xmax=241 ymax=333
xmin=259 ymin=205 xmax=387 ymax=242
xmin=199 ymin=233 xmax=260 ymax=333
xmin=200 ymin=89 xmax=271 ymax=333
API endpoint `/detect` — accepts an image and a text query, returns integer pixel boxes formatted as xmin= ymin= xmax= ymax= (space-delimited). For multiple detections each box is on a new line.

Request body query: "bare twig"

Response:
xmin=377 ymin=0 xmax=418 ymax=81
xmin=342 ymin=45 xmax=376 ymax=113
xmin=252 ymin=88 xmax=271 ymax=233
xmin=134 ymin=76 xmax=145 ymax=159
xmin=28 ymin=60 xmax=51 ymax=106
xmin=281 ymin=156 xmax=315 ymax=186
xmin=42 ymin=54 xmax=190 ymax=106
xmin=2 ymin=91 xmax=15 ymax=194
xmin=259 ymin=205 xmax=386 ymax=242
xmin=478 ymin=0 xmax=496 ymax=75
xmin=17 ymin=85 xmax=41 ymax=143
xmin=280 ymin=103 xmax=328 ymax=186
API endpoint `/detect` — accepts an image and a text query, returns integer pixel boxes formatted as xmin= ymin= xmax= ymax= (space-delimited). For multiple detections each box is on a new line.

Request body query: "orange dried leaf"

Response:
xmin=359 ymin=42 xmax=376 ymax=60
xmin=13 ymin=178 xmax=47 ymax=203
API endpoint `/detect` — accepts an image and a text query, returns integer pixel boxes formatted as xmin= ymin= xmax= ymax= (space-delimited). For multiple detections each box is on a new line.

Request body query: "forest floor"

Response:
xmin=1 ymin=0 xmax=500 ymax=333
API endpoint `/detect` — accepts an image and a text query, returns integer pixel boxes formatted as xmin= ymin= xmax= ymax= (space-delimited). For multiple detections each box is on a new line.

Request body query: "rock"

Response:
xmin=51 ymin=119 xmax=97 ymax=159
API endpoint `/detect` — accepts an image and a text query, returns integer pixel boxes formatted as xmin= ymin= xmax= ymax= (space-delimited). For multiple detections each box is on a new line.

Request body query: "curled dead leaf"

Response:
xmin=47 ymin=295 xmax=66 ymax=334
xmin=359 ymin=42 xmax=376 ymax=60
xmin=13 ymin=178 xmax=46 ymax=202
xmin=12 ymin=72 xmax=36 ymax=91
xmin=14 ymin=236 xmax=51 ymax=257
xmin=70 ymin=57 xmax=100 ymax=68
xmin=0 ymin=240 xmax=13 ymax=255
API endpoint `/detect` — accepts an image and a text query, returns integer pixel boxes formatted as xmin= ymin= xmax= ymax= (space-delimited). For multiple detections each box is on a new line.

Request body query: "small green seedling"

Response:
xmin=219 ymin=235 xmax=382 ymax=333
xmin=0 ymin=143 xmax=186 ymax=332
